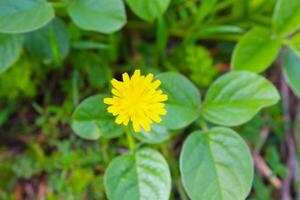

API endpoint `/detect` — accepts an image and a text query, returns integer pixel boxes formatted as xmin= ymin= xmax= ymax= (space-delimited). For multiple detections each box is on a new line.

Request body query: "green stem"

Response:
xmin=51 ymin=2 xmax=67 ymax=9
xmin=125 ymin=126 xmax=135 ymax=150
xmin=161 ymin=142 xmax=189 ymax=200
xmin=200 ymin=116 xmax=209 ymax=131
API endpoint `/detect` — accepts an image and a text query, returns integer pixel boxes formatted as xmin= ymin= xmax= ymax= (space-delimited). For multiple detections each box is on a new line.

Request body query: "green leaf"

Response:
xmin=0 ymin=0 xmax=54 ymax=34
xmin=289 ymin=32 xmax=300 ymax=55
xmin=273 ymin=0 xmax=300 ymax=36
xmin=68 ymin=0 xmax=126 ymax=34
xmin=155 ymin=72 xmax=201 ymax=130
xmin=104 ymin=148 xmax=171 ymax=200
xmin=231 ymin=27 xmax=281 ymax=73
xmin=180 ymin=127 xmax=254 ymax=200
xmin=132 ymin=124 xmax=172 ymax=144
xmin=203 ymin=71 xmax=280 ymax=126
xmin=126 ymin=0 xmax=170 ymax=22
xmin=283 ymin=49 xmax=300 ymax=97
xmin=0 ymin=34 xmax=23 ymax=73
xmin=24 ymin=18 xmax=70 ymax=64
xmin=72 ymin=94 xmax=124 ymax=140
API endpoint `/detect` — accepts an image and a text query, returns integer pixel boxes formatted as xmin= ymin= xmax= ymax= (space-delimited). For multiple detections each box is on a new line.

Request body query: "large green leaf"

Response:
xmin=231 ymin=27 xmax=281 ymax=73
xmin=273 ymin=0 xmax=300 ymax=36
xmin=155 ymin=72 xmax=201 ymax=130
xmin=24 ymin=18 xmax=69 ymax=64
xmin=68 ymin=0 xmax=126 ymax=33
xmin=0 ymin=34 xmax=23 ymax=73
xmin=72 ymin=94 xmax=124 ymax=140
xmin=180 ymin=127 xmax=254 ymax=200
xmin=104 ymin=148 xmax=171 ymax=200
xmin=0 ymin=0 xmax=54 ymax=34
xmin=126 ymin=0 xmax=170 ymax=22
xmin=203 ymin=71 xmax=280 ymax=126
xmin=284 ymin=49 xmax=300 ymax=97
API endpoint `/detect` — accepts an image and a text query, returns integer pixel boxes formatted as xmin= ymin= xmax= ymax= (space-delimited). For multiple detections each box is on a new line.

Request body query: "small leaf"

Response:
xmin=68 ymin=0 xmax=126 ymax=34
xmin=126 ymin=0 xmax=170 ymax=22
xmin=273 ymin=0 xmax=300 ymax=36
xmin=24 ymin=18 xmax=70 ymax=64
xmin=155 ymin=72 xmax=201 ymax=130
xmin=0 ymin=0 xmax=54 ymax=34
xmin=180 ymin=127 xmax=254 ymax=200
xmin=132 ymin=124 xmax=172 ymax=144
xmin=203 ymin=71 xmax=280 ymax=126
xmin=72 ymin=94 xmax=124 ymax=140
xmin=104 ymin=148 xmax=171 ymax=200
xmin=231 ymin=27 xmax=281 ymax=73
xmin=283 ymin=49 xmax=300 ymax=97
xmin=0 ymin=34 xmax=23 ymax=73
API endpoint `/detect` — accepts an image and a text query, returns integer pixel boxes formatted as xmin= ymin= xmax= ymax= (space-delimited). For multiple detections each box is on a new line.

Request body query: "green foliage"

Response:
xmin=273 ymin=0 xmax=300 ymax=36
xmin=0 ymin=59 xmax=36 ymax=99
xmin=72 ymin=94 xmax=124 ymax=140
xmin=126 ymin=0 xmax=171 ymax=22
xmin=0 ymin=34 xmax=23 ymax=73
xmin=68 ymin=0 xmax=127 ymax=33
xmin=283 ymin=49 xmax=300 ymax=97
xmin=132 ymin=124 xmax=173 ymax=144
xmin=24 ymin=18 xmax=70 ymax=64
xmin=185 ymin=45 xmax=217 ymax=88
xmin=232 ymin=28 xmax=281 ymax=73
xmin=0 ymin=0 xmax=54 ymax=33
xmin=104 ymin=148 xmax=171 ymax=200
xmin=0 ymin=0 xmax=296 ymax=199
xmin=156 ymin=72 xmax=201 ymax=129
xmin=180 ymin=127 xmax=253 ymax=200
xmin=203 ymin=71 xmax=280 ymax=126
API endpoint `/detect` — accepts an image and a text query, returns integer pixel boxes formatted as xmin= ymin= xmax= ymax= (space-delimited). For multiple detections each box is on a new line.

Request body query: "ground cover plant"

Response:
xmin=0 ymin=0 xmax=300 ymax=199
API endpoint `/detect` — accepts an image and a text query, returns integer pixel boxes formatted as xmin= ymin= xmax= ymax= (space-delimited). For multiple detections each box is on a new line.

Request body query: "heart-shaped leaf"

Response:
xmin=180 ymin=127 xmax=254 ymax=200
xmin=203 ymin=71 xmax=280 ymax=126
xmin=0 ymin=0 xmax=54 ymax=34
xmin=155 ymin=72 xmax=201 ymax=130
xmin=68 ymin=0 xmax=126 ymax=33
xmin=0 ymin=34 xmax=23 ymax=73
xmin=72 ymin=94 xmax=124 ymax=140
xmin=105 ymin=148 xmax=171 ymax=200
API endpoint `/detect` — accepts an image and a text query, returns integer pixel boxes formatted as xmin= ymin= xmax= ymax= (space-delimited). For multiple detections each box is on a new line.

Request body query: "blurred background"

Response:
xmin=0 ymin=0 xmax=299 ymax=199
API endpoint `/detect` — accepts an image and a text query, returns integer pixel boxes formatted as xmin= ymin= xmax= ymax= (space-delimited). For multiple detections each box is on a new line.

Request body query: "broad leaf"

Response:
xmin=126 ymin=0 xmax=170 ymax=22
xmin=0 ymin=34 xmax=23 ymax=73
xmin=24 ymin=18 xmax=70 ymax=64
xmin=273 ymin=0 xmax=300 ymax=36
xmin=284 ymin=49 xmax=300 ymax=97
xmin=132 ymin=124 xmax=172 ymax=144
xmin=180 ymin=127 xmax=254 ymax=200
xmin=203 ymin=71 xmax=280 ymax=126
xmin=105 ymin=148 xmax=171 ymax=200
xmin=155 ymin=72 xmax=201 ymax=130
xmin=232 ymin=27 xmax=281 ymax=73
xmin=72 ymin=94 xmax=124 ymax=140
xmin=0 ymin=0 xmax=54 ymax=33
xmin=68 ymin=0 xmax=126 ymax=33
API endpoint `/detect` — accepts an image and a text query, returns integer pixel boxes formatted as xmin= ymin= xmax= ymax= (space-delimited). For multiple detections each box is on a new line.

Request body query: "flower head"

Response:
xmin=104 ymin=70 xmax=168 ymax=132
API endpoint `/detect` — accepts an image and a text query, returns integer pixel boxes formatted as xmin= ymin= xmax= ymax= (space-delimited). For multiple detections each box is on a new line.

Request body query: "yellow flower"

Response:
xmin=104 ymin=70 xmax=168 ymax=132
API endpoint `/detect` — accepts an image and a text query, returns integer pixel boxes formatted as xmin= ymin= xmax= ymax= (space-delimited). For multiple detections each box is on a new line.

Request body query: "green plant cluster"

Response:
xmin=0 ymin=0 xmax=300 ymax=199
